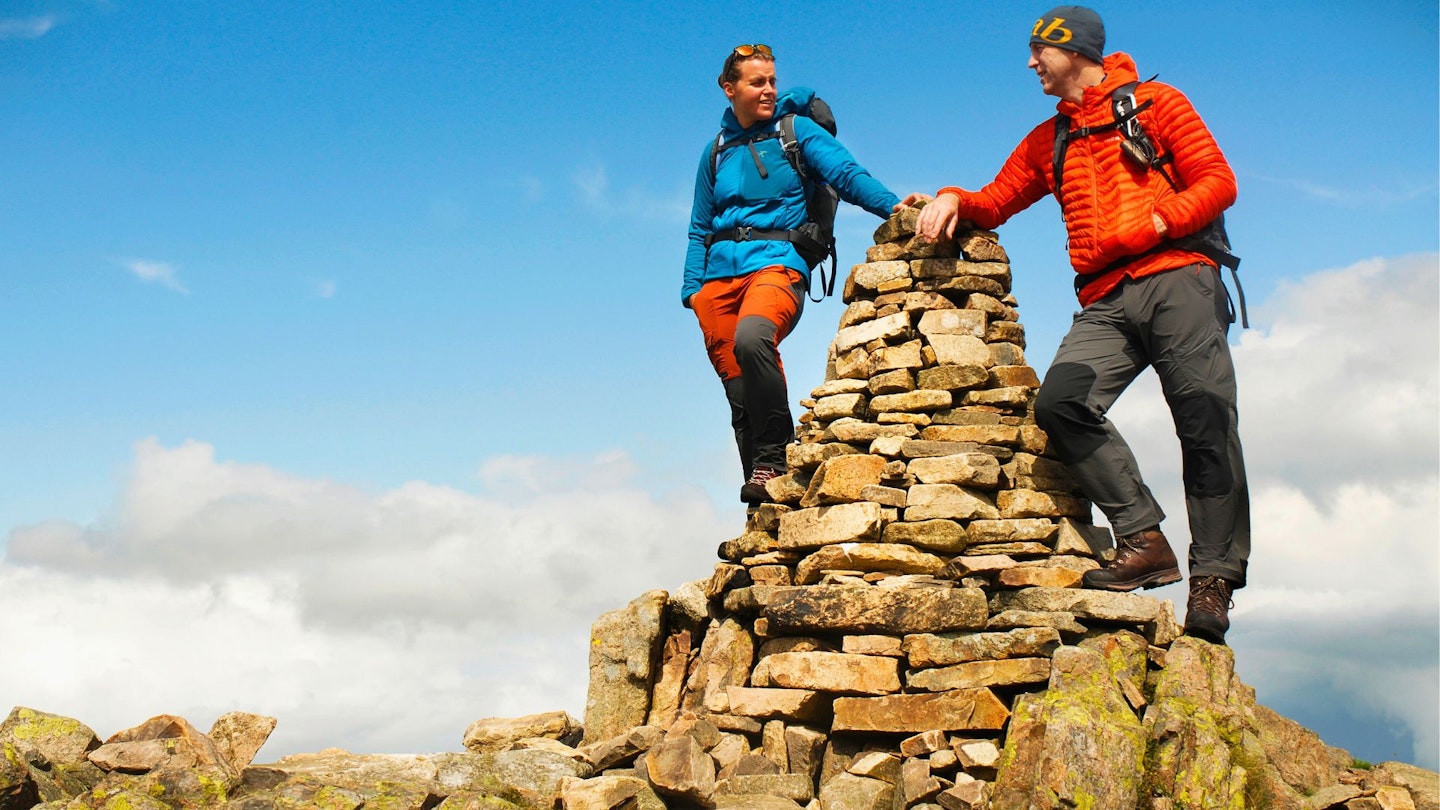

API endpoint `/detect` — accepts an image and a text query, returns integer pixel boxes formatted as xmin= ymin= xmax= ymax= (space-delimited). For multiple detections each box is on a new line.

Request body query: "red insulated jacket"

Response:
xmin=939 ymin=53 xmax=1236 ymax=306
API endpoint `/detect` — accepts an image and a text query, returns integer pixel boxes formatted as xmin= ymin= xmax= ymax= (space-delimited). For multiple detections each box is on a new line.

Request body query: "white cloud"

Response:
xmin=122 ymin=259 xmax=189 ymax=294
xmin=1 ymin=440 xmax=728 ymax=757
xmin=1103 ymin=253 xmax=1439 ymax=767
xmin=0 ymin=15 xmax=57 ymax=39
xmin=314 ymin=279 xmax=337 ymax=298
xmin=572 ymin=162 xmax=690 ymax=223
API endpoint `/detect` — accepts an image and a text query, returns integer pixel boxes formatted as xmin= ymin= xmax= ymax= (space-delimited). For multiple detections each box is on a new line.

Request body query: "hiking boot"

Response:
xmin=1081 ymin=527 xmax=1182 ymax=591
xmin=740 ymin=465 xmax=783 ymax=505
xmin=1185 ymin=575 xmax=1235 ymax=644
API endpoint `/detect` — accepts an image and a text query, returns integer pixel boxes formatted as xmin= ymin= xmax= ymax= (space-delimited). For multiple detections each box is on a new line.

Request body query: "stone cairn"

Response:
xmin=569 ymin=207 xmax=1435 ymax=810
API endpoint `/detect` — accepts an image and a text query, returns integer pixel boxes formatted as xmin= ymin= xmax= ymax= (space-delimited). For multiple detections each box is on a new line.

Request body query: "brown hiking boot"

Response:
xmin=1081 ymin=527 xmax=1182 ymax=591
xmin=1185 ymin=576 xmax=1235 ymax=644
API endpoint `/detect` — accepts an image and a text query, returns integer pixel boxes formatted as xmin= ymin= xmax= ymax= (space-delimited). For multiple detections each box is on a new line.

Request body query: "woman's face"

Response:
xmin=723 ymin=58 xmax=777 ymax=128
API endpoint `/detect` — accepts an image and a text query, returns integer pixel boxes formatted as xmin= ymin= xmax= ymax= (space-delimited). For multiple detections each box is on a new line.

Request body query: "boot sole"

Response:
xmin=1184 ymin=619 xmax=1229 ymax=645
xmin=1082 ymin=567 xmax=1182 ymax=592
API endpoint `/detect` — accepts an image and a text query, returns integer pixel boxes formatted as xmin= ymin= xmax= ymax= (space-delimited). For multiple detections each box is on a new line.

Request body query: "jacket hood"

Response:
xmin=720 ymin=86 xmax=817 ymax=138
xmin=1056 ymin=52 xmax=1140 ymax=116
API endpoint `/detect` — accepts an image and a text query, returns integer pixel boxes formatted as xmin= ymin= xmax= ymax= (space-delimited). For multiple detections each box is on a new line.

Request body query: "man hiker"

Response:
xmin=901 ymin=5 xmax=1249 ymax=643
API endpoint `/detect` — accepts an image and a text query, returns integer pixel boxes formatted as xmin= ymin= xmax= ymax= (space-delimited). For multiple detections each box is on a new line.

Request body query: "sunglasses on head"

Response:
xmin=731 ymin=43 xmax=773 ymax=58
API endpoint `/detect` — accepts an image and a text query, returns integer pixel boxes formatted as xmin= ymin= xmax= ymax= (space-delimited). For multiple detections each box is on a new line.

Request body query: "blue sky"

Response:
xmin=1 ymin=0 xmax=1437 ymax=769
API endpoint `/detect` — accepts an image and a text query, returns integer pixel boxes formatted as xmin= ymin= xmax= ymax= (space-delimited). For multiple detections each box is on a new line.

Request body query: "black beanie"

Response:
xmin=1031 ymin=5 xmax=1105 ymax=63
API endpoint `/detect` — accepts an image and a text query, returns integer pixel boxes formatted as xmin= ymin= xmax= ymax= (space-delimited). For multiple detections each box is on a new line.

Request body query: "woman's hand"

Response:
xmin=894 ymin=192 xmax=933 ymax=211
xmin=916 ymin=193 xmax=961 ymax=243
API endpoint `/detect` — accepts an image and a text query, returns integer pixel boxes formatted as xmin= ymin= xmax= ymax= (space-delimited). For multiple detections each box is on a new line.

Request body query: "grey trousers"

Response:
xmin=1034 ymin=265 xmax=1250 ymax=587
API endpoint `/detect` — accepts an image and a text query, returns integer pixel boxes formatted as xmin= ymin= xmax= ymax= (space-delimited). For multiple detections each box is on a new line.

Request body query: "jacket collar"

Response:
xmin=1055 ymin=52 xmax=1141 ymax=118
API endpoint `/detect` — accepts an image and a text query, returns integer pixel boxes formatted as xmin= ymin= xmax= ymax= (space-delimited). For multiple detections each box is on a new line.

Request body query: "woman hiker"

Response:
xmin=682 ymin=43 xmax=900 ymax=505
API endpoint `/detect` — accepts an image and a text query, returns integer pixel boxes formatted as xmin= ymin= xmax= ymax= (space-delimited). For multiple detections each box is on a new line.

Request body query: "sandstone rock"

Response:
xmin=463 ymin=711 xmax=578 ymax=755
xmin=881 ymin=519 xmax=968 ymax=553
xmin=647 ymin=630 xmax=693 ymax=728
xmin=684 ymin=617 xmax=755 ymax=715
xmin=907 ymin=453 xmax=1001 ymax=487
xmin=583 ymin=590 xmax=668 ymax=745
xmin=818 ymin=772 xmax=895 ymax=810
xmin=814 ymin=393 xmax=868 ymax=421
xmin=917 ymin=364 xmax=989 ymax=391
xmin=868 ymin=369 xmax=916 ymax=395
xmin=870 ymin=390 xmax=952 ymax=414
xmin=927 ymin=334 xmax=991 ymax=367
xmin=996 ymin=566 xmax=1084 ymax=588
xmin=954 ymin=740 xmax=1001 ymax=770
xmin=1143 ymin=637 xmax=1252 ymax=809
xmin=996 ymin=488 xmax=1089 ymax=519
xmin=851 ymin=261 xmax=910 ymax=291
xmin=724 ymin=688 xmax=829 ymax=723
xmin=715 ymin=773 xmax=814 ymax=802
xmin=1252 ymin=702 xmax=1337 ymax=794
xmin=643 ymin=736 xmax=715 ymax=807
xmin=990 ymin=586 xmax=1164 ymax=625
xmin=859 ymin=484 xmax=908 ymax=507
xmin=579 ymin=725 xmax=664 ymax=771
xmin=847 ymin=751 xmax=902 ymax=783
xmin=917 ymin=309 xmax=986 ymax=339
xmin=842 ymin=635 xmax=904 ymax=657
xmin=832 ymin=689 xmax=1009 ymax=733
xmin=834 ymin=312 xmax=911 ymax=354
xmin=560 ymin=774 xmax=664 ymax=810
xmin=903 ymin=627 xmax=1061 ymax=668
xmin=919 ymin=424 xmax=1020 ymax=445
xmin=905 ymin=484 xmax=1000 ymax=521
xmin=795 ymin=543 xmax=947 ymax=585
xmin=0 ymin=706 xmax=103 ymax=805
xmin=936 ymin=776 xmax=990 ymax=810
xmin=752 ymin=652 xmax=901 ymax=695
xmin=207 ymin=712 xmax=277 ymax=771
xmin=778 ymin=503 xmax=885 ymax=549
xmin=802 ymin=455 xmax=886 ymax=506
xmin=713 ymin=795 xmax=804 ymax=810
xmin=986 ymin=609 xmax=1088 ymax=634
xmin=902 ymin=757 xmax=944 ymax=804
xmin=991 ymin=646 xmax=1146 ymax=810
xmin=1370 ymin=762 xmax=1438 ymax=810
xmin=907 ymin=658 xmax=1051 ymax=691
xmin=764 ymin=585 xmax=987 ymax=635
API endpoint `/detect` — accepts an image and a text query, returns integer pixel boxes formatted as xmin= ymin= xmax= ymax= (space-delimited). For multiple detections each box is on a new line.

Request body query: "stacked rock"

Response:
xmin=568 ymin=209 xmax=1225 ymax=810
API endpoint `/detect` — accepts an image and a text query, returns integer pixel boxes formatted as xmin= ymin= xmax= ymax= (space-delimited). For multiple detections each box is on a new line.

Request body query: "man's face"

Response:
xmin=1028 ymin=43 xmax=1085 ymax=99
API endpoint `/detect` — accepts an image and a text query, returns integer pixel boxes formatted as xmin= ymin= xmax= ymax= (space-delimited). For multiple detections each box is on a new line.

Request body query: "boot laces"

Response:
xmin=1190 ymin=576 xmax=1234 ymax=612
xmin=747 ymin=465 xmax=782 ymax=486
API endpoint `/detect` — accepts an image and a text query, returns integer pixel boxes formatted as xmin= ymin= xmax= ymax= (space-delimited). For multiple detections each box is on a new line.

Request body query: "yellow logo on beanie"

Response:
xmin=1033 ymin=16 xmax=1074 ymax=45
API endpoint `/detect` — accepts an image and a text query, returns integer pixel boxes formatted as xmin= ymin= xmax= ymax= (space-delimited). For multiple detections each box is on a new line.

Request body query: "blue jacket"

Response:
xmin=682 ymin=88 xmax=900 ymax=306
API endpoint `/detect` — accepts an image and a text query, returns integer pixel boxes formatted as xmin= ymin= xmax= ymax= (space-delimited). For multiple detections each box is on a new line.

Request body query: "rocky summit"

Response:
xmin=2 ymin=209 xmax=1436 ymax=810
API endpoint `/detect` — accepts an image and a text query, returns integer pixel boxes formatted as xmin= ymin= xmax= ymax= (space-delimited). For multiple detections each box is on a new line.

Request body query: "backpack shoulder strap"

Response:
xmin=1051 ymin=113 xmax=1071 ymax=198
xmin=777 ymin=113 xmax=807 ymax=180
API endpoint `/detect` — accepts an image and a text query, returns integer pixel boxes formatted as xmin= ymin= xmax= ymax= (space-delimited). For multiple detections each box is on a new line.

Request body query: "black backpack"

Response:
xmin=703 ymin=95 xmax=842 ymax=302
xmin=1053 ymin=80 xmax=1248 ymax=326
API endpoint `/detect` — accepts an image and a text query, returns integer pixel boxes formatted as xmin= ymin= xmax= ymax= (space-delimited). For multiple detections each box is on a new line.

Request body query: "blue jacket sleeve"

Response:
xmin=793 ymin=117 xmax=900 ymax=218
xmin=681 ymin=141 xmax=716 ymax=308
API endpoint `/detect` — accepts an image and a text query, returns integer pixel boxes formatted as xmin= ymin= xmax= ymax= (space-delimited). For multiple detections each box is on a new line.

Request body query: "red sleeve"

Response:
xmin=936 ymin=120 xmax=1055 ymax=230
xmin=1146 ymin=84 xmax=1237 ymax=237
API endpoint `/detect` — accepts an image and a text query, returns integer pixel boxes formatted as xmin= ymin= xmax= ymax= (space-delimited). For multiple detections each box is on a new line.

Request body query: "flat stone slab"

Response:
xmin=795 ymin=543 xmax=947 ymax=585
xmin=763 ymin=585 xmax=988 ymax=635
xmin=833 ymin=689 xmax=1010 ymax=733
xmin=906 ymin=658 xmax=1052 ymax=692
xmin=989 ymin=587 xmax=1164 ymax=625
xmin=778 ymin=502 xmax=884 ymax=549
xmin=903 ymin=627 xmax=1062 ymax=668
xmin=724 ymin=687 xmax=830 ymax=722
xmin=751 ymin=651 xmax=900 ymax=695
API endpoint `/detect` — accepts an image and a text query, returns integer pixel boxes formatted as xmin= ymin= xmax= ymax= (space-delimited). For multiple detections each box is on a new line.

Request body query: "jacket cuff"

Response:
xmin=936 ymin=186 xmax=965 ymax=199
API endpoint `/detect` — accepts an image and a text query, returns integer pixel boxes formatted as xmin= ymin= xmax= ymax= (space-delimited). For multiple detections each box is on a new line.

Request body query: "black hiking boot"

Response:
xmin=1081 ymin=527 xmax=1182 ymax=591
xmin=740 ymin=465 xmax=783 ymax=505
xmin=1185 ymin=575 xmax=1235 ymax=644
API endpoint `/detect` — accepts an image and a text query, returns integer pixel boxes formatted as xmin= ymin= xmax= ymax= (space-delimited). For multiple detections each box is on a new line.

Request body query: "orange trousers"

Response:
xmin=691 ymin=266 xmax=806 ymax=474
